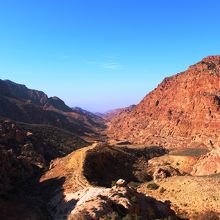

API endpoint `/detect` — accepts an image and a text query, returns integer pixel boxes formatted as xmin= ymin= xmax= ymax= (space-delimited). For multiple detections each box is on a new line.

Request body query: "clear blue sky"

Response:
xmin=0 ymin=0 xmax=220 ymax=112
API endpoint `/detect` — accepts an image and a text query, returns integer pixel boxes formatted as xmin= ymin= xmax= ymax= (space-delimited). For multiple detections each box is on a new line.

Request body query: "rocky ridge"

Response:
xmin=103 ymin=105 xmax=136 ymax=120
xmin=0 ymin=79 xmax=106 ymax=141
xmin=107 ymin=56 xmax=220 ymax=149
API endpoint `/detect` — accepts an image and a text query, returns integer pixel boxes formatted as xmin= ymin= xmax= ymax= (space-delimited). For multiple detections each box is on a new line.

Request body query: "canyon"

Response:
xmin=0 ymin=56 xmax=219 ymax=219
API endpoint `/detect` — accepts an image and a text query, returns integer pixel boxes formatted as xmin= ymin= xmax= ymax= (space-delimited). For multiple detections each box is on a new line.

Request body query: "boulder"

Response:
xmin=153 ymin=166 xmax=182 ymax=182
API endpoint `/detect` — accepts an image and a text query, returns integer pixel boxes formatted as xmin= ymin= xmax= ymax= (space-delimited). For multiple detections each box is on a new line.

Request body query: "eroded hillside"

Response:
xmin=0 ymin=79 xmax=106 ymax=141
xmin=107 ymin=56 xmax=220 ymax=149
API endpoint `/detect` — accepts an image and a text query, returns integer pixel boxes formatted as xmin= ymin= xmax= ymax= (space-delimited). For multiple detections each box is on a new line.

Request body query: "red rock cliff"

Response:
xmin=107 ymin=56 xmax=220 ymax=149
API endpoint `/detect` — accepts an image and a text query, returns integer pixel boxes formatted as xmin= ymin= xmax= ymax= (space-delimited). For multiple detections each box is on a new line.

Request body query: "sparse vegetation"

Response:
xmin=128 ymin=181 xmax=141 ymax=189
xmin=100 ymin=212 xmax=120 ymax=220
xmin=170 ymin=148 xmax=210 ymax=157
xmin=194 ymin=211 xmax=220 ymax=220
xmin=147 ymin=182 xmax=159 ymax=190
xmin=111 ymin=180 xmax=117 ymax=187
xmin=159 ymin=187 xmax=166 ymax=194
xmin=122 ymin=214 xmax=141 ymax=220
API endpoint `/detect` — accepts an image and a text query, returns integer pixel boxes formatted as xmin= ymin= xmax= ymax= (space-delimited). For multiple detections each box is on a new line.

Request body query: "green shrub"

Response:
xmin=128 ymin=181 xmax=140 ymax=188
xmin=111 ymin=180 xmax=117 ymax=187
xmin=122 ymin=214 xmax=140 ymax=220
xmin=147 ymin=182 xmax=159 ymax=190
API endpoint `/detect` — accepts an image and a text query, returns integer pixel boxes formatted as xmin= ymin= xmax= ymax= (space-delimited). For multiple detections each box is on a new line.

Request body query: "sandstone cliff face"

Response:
xmin=191 ymin=148 xmax=220 ymax=176
xmin=107 ymin=56 xmax=220 ymax=149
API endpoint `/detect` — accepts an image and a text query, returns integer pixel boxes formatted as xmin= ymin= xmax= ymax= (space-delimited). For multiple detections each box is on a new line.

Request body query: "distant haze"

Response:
xmin=0 ymin=0 xmax=220 ymax=112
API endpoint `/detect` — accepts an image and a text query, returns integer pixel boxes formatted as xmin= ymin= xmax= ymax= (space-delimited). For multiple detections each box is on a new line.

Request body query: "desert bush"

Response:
xmin=111 ymin=180 xmax=117 ymax=187
xmin=194 ymin=211 xmax=220 ymax=220
xmin=159 ymin=187 xmax=166 ymax=194
xmin=100 ymin=212 xmax=120 ymax=220
xmin=128 ymin=181 xmax=140 ymax=188
xmin=122 ymin=214 xmax=140 ymax=220
xmin=147 ymin=182 xmax=159 ymax=190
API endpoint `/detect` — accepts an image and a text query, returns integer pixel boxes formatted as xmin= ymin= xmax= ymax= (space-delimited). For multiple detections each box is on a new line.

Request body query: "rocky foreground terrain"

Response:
xmin=39 ymin=143 xmax=180 ymax=220
xmin=2 ymin=142 xmax=217 ymax=220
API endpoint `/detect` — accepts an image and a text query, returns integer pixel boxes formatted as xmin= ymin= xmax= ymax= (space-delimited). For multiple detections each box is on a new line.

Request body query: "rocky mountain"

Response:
xmin=103 ymin=105 xmax=136 ymax=121
xmin=72 ymin=107 xmax=106 ymax=129
xmin=0 ymin=80 xmax=48 ymax=106
xmin=191 ymin=148 xmax=220 ymax=176
xmin=0 ymin=118 xmax=87 ymax=195
xmin=0 ymin=80 xmax=109 ymax=220
xmin=46 ymin=96 xmax=73 ymax=112
xmin=0 ymin=79 xmax=106 ymax=141
xmin=107 ymin=56 xmax=220 ymax=149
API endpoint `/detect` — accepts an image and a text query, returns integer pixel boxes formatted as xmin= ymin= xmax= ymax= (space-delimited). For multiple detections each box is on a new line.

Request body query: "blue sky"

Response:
xmin=0 ymin=0 xmax=220 ymax=112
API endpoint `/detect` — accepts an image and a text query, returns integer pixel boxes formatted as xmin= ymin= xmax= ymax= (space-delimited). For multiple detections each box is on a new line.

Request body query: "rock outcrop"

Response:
xmin=191 ymin=148 xmax=220 ymax=176
xmin=107 ymin=56 xmax=220 ymax=149
xmin=152 ymin=166 xmax=182 ymax=182
xmin=48 ymin=182 xmax=177 ymax=220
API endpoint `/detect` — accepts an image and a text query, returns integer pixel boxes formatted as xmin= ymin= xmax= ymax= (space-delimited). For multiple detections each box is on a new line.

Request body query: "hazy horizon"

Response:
xmin=1 ymin=0 xmax=220 ymax=112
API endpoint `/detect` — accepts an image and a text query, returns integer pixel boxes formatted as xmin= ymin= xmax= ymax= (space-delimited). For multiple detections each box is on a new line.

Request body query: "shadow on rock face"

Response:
xmin=83 ymin=144 xmax=167 ymax=187
xmin=39 ymin=176 xmax=78 ymax=220
xmin=0 ymin=178 xmax=66 ymax=220
xmin=139 ymin=193 xmax=179 ymax=220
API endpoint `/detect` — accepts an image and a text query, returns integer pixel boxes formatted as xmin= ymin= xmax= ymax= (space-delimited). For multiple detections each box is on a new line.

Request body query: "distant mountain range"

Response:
xmin=102 ymin=105 xmax=136 ymax=120
xmin=0 ymin=79 xmax=106 ymax=141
